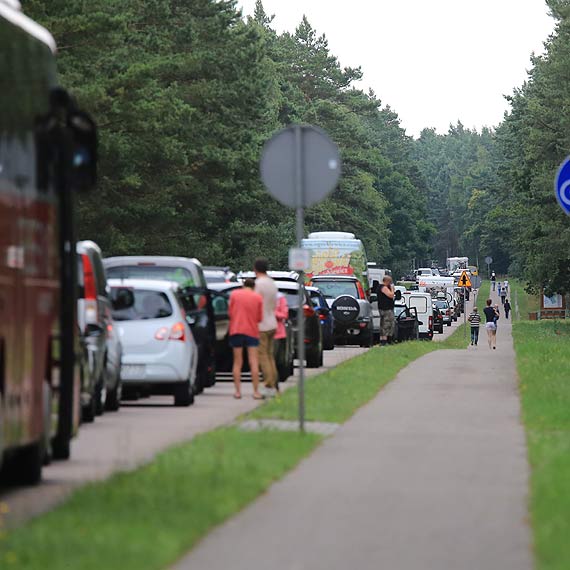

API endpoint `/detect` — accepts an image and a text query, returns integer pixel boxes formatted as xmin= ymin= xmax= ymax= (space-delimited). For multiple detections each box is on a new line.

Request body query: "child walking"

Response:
xmin=468 ymin=306 xmax=481 ymax=346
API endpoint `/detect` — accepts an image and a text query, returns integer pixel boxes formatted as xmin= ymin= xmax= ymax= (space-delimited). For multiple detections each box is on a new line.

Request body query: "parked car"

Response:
xmin=109 ymin=279 xmax=198 ymax=406
xmin=275 ymin=280 xmax=324 ymax=368
xmin=206 ymin=282 xmax=295 ymax=382
xmin=311 ymin=275 xmax=373 ymax=347
xmin=433 ymin=299 xmax=452 ymax=326
xmin=307 ymin=286 xmax=335 ymax=350
xmin=403 ymin=291 xmax=434 ymax=340
xmin=104 ymin=256 xmax=216 ymax=393
xmin=203 ymin=266 xmax=237 ymax=284
xmin=77 ymin=241 xmax=123 ymax=420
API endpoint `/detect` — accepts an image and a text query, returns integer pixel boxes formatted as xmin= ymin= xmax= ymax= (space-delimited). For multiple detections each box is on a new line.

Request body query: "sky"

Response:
xmin=238 ymin=0 xmax=555 ymax=136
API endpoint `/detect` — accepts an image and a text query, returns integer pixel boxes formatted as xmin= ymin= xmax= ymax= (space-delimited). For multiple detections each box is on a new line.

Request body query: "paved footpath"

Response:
xmin=175 ymin=291 xmax=532 ymax=570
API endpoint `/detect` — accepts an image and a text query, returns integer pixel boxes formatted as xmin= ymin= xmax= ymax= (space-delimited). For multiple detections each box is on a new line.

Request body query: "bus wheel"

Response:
xmin=9 ymin=441 xmax=43 ymax=485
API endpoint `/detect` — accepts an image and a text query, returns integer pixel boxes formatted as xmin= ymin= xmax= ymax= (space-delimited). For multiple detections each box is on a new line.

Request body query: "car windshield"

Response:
xmin=204 ymin=274 xmax=227 ymax=283
xmin=394 ymin=305 xmax=407 ymax=318
xmin=279 ymin=288 xmax=301 ymax=308
xmin=435 ymin=300 xmax=448 ymax=309
xmin=107 ymin=265 xmax=196 ymax=286
xmin=309 ymin=291 xmax=324 ymax=307
xmin=313 ymin=280 xmax=358 ymax=299
xmin=112 ymin=289 xmax=173 ymax=321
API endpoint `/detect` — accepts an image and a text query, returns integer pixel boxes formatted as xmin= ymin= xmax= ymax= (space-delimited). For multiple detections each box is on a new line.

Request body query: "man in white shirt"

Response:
xmin=254 ymin=259 xmax=278 ymax=392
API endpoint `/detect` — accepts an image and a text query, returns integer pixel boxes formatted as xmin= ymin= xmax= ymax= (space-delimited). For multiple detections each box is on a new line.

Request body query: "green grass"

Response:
xmin=512 ymin=320 xmax=570 ymax=570
xmin=1 ymin=428 xmax=320 ymax=570
xmin=1 ymin=293 xmax=476 ymax=569
xmin=508 ymin=279 xmax=539 ymax=320
xmin=253 ymin=320 xmax=471 ymax=423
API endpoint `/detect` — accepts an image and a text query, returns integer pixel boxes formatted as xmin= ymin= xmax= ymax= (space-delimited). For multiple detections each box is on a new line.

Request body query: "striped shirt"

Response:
xmin=468 ymin=312 xmax=481 ymax=327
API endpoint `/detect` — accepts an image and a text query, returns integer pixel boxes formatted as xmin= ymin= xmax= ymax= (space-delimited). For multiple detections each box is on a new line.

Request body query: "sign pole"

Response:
xmin=295 ymin=126 xmax=306 ymax=433
xmin=463 ymin=286 xmax=467 ymax=340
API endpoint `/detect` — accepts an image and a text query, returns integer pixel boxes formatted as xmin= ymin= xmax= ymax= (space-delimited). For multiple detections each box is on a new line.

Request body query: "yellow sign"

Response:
xmin=458 ymin=271 xmax=472 ymax=288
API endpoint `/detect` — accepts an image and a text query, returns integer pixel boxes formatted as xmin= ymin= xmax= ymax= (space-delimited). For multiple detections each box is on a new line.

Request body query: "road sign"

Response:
xmin=484 ymin=256 xmax=493 ymax=265
xmin=261 ymin=125 xmax=342 ymax=433
xmin=289 ymin=248 xmax=311 ymax=271
xmin=458 ymin=271 xmax=472 ymax=288
xmin=471 ymin=275 xmax=482 ymax=289
xmin=555 ymin=156 xmax=570 ymax=215
xmin=260 ymin=125 xmax=341 ymax=208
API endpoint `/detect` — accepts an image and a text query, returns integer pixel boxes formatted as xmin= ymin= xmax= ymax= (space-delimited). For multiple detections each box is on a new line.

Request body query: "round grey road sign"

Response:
xmin=484 ymin=256 xmax=493 ymax=265
xmin=260 ymin=125 xmax=341 ymax=208
xmin=471 ymin=275 xmax=482 ymax=289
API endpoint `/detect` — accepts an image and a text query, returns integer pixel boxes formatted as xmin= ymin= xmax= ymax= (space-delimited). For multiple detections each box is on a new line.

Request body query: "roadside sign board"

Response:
xmin=260 ymin=125 xmax=341 ymax=208
xmin=458 ymin=271 xmax=472 ymax=288
xmin=260 ymin=124 xmax=342 ymax=433
xmin=484 ymin=256 xmax=493 ymax=265
xmin=471 ymin=275 xmax=482 ymax=289
xmin=289 ymin=248 xmax=311 ymax=271
xmin=555 ymin=156 xmax=570 ymax=215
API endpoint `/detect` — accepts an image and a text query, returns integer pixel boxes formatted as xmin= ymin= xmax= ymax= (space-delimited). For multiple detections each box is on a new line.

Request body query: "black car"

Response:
xmin=432 ymin=302 xmax=445 ymax=334
xmin=207 ymin=282 xmax=295 ymax=382
xmin=275 ymin=281 xmax=324 ymax=368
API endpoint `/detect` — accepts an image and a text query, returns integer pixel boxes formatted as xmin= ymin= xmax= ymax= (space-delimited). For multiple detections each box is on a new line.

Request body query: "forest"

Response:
xmin=25 ymin=0 xmax=570 ymax=292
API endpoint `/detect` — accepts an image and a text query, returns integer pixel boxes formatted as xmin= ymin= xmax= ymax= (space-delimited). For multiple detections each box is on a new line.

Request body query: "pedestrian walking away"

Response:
xmin=273 ymin=292 xmax=289 ymax=393
xmin=491 ymin=271 xmax=497 ymax=291
xmin=374 ymin=276 xmax=395 ymax=346
xmin=484 ymin=299 xmax=499 ymax=350
xmin=501 ymin=290 xmax=507 ymax=305
xmin=497 ymin=282 xmax=502 ymax=297
xmin=228 ymin=278 xmax=264 ymax=399
xmin=467 ymin=306 xmax=481 ymax=346
xmin=503 ymin=279 xmax=509 ymax=295
xmin=504 ymin=299 xmax=511 ymax=319
xmin=254 ymin=258 xmax=279 ymax=394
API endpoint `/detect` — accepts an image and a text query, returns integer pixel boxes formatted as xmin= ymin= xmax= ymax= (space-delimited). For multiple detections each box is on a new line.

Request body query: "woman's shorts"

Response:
xmin=229 ymin=334 xmax=260 ymax=348
xmin=485 ymin=322 xmax=497 ymax=331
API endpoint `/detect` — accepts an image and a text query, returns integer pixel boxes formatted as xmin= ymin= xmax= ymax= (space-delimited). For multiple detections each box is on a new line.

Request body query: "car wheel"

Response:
xmin=306 ymin=347 xmax=321 ymax=368
xmin=105 ymin=376 xmax=122 ymax=412
xmin=174 ymin=380 xmax=195 ymax=407
xmin=94 ymin=374 xmax=106 ymax=417
xmin=4 ymin=440 xmax=44 ymax=485
xmin=52 ymin=435 xmax=71 ymax=460
xmin=447 ymin=322 xmax=452 ymax=327
xmin=82 ymin=394 xmax=96 ymax=423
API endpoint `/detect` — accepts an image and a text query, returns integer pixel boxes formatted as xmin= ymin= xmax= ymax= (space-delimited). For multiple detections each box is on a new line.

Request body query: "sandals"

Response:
xmin=233 ymin=393 xmax=242 ymax=400
xmin=252 ymin=394 xmax=265 ymax=400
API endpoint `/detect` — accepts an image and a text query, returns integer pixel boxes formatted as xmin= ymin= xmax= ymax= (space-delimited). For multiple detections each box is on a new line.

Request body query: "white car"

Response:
xmin=108 ymin=279 xmax=198 ymax=406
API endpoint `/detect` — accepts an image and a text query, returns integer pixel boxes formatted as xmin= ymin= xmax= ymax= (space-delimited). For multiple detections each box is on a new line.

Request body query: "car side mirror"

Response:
xmin=394 ymin=290 xmax=402 ymax=301
xmin=369 ymin=294 xmax=378 ymax=303
xmin=85 ymin=323 xmax=103 ymax=337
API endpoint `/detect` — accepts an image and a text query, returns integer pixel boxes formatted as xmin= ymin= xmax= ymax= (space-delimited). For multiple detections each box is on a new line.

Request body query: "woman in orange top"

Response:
xmin=228 ymin=279 xmax=263 ymax=399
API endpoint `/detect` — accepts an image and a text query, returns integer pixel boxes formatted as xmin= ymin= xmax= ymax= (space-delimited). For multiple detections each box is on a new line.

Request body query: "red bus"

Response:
xmin=0 ymin=2 xmax=97 ymax=484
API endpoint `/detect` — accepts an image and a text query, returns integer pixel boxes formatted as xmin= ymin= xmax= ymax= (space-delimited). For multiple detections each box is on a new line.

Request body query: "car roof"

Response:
xmin=311 ymin=275 xmax=358 ymax=281
xmin=275 ymin=280 xmax=301 ymax=290
xmin=104 ymin=255 xmax=203 ymax=268
xmin=207 ymin=282 xmax=242 ymax=292
xmin=107 ymin=278 xmax=179 ymax=292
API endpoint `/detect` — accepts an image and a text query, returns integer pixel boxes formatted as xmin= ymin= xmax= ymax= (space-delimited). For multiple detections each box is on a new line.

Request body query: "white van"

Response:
xmin=402 ymin=291 xmax=433 ymax=340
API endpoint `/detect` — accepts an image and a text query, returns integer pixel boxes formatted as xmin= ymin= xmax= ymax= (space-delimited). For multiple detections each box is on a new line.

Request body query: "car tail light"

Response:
xmin=303 ymin=304 xmax=315 ymax=318
xmin=318 ymin=313 xmax=327 ymax=321
xmin=429 ymin=316 xmax=433 ymax=329
xmin=107 ymin=323 xmax=114 ymax=338
xmin=81 ymin=253 xmax=98 ymax=324
xmin=169 ymin=322 xmax=186 ymax=341
xmin=155 ymin=326 xmax=169 ymax=340
xmin=446 ymin=310 xmax=450 ymax=316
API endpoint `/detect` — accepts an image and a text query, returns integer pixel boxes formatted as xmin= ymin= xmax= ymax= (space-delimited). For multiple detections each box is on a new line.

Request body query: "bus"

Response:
xmin=1 ymin=2 xmax=97 ymax=483
xmin=302 ymin=231 xmax=370 ymax=292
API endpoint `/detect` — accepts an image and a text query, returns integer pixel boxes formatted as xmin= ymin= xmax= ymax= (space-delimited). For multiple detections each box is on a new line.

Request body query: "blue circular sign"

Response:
xmin=555 ymin=156 xmax=570 ymax=216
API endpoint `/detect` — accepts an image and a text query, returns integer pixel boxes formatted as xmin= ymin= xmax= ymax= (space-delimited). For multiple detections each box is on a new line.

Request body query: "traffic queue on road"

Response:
xmin=0 ymin=5 xmax=476 ymax=489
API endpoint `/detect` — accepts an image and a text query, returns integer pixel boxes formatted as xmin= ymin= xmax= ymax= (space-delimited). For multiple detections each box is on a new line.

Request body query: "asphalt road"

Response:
xmin=1 ymin=346 xmax=366 ymax=528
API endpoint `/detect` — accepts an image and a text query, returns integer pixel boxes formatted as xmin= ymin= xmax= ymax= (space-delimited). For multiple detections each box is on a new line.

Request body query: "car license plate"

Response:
xmin=122 ymin=364 xmax=145 ymax=378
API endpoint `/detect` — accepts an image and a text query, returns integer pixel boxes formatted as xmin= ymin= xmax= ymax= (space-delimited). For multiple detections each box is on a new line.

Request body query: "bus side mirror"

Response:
xmin=69 ymin=110 xmax=97 ymax=191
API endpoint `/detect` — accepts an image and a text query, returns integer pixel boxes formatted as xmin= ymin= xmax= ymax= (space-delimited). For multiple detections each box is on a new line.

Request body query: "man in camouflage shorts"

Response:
xmin=376 ymin=276 xmax=395 ymax=346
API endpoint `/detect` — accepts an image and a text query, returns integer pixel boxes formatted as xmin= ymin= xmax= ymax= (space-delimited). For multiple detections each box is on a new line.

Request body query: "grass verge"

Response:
xmin=2 ymin=292 xmax=476 ymax=569
xmin=1 ymin=428 xmax=320 ymax=569
xmin=513 ymin=320 xmax=570 ymax=570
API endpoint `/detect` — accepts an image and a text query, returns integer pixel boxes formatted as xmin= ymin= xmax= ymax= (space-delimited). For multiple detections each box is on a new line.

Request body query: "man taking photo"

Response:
xmin=375 ymin=276 xmax=395 ymax=346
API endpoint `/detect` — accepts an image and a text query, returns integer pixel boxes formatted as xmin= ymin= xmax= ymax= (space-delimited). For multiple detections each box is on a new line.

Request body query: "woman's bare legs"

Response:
xmin=232 ymin=347 xmax=243 ymax=397
xmin=487 ymin=328 xmax=493 ymax=349
xmin=247 ymin=346 xmax=262 ymax=398
xmin=492 ymin=330 xmax=497 ymax=349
